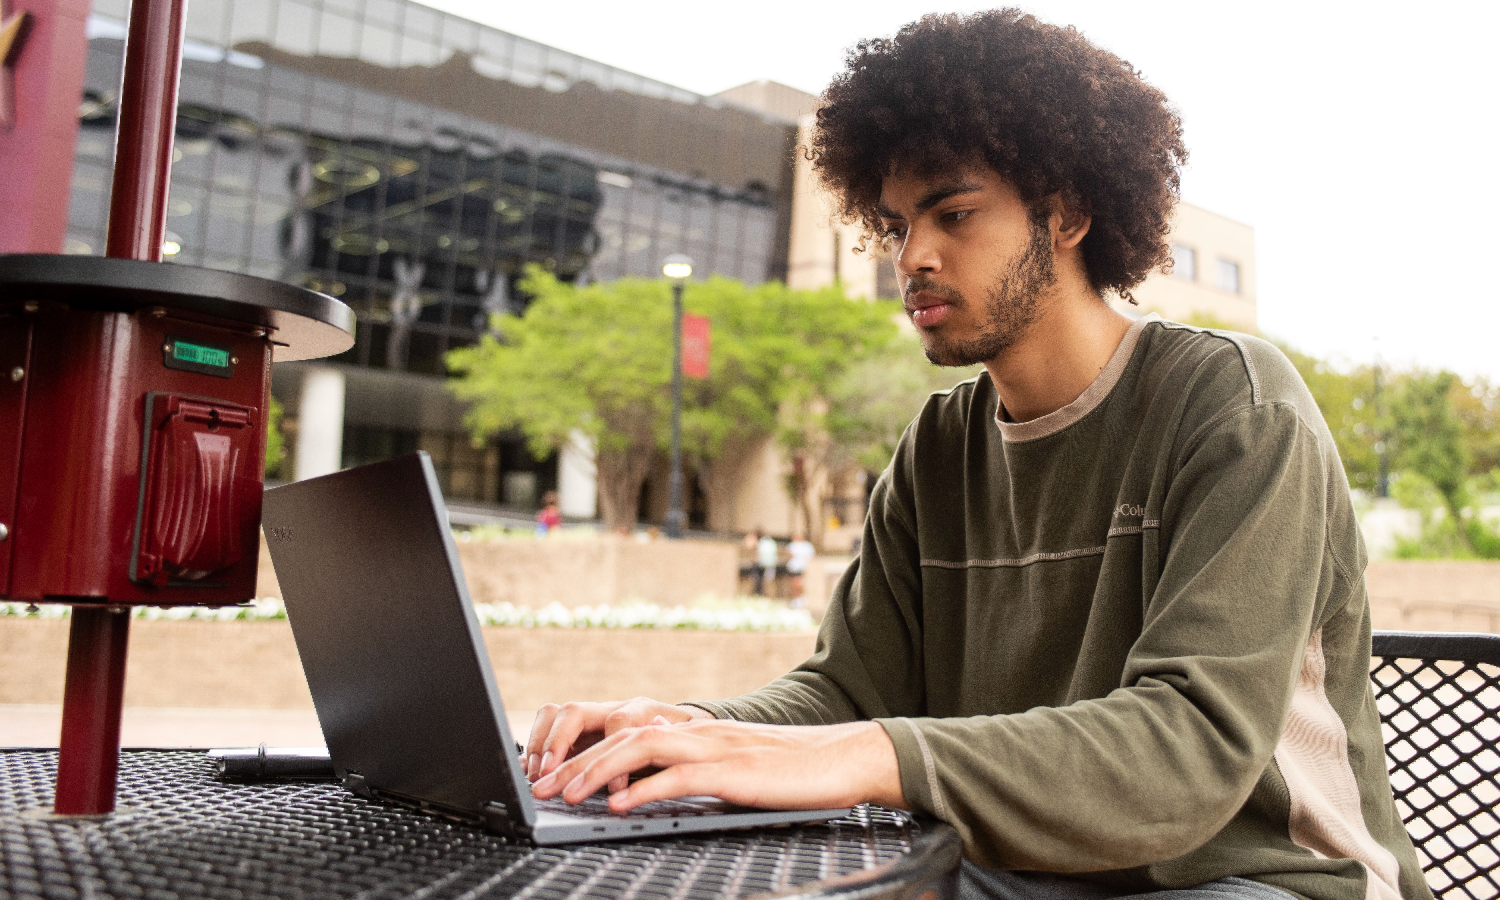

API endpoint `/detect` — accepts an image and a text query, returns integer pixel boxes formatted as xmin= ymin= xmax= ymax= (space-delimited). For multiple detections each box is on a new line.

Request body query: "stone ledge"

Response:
xmin=0 ymin=619 xmax=818 ymax=711
xmin=258 ymin=534 xmax=741 ymax=609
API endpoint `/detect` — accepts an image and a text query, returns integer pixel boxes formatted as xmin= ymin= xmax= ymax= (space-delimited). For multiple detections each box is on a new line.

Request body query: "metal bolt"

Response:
xmin=252 ymin=329 xmax=267 ymax=339
xmin=9 ymin=367 xmax=21 ymax=382
xmin=0 ymin=523 xmax=8 ymax=541
xmin=231 ymin=356 xmax=239 ymax=365
xmin=22 ymin=301 xmax=37 ymax=313
xmin=150 ymin=307 xmax=166 ymax=318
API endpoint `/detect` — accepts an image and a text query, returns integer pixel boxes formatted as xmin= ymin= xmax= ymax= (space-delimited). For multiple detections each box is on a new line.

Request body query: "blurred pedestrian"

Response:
xmin=786 ymin=531 xmax=815 ymax=605
xmin=755 ymin=530 xmax=780 ymax=597
xmin=535 ymin=491 xmax=561 ymax=534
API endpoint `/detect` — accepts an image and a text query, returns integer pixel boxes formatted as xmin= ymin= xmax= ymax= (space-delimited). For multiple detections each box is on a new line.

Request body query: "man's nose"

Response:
xmin=893 ymin=227 xmax=940 ymax=277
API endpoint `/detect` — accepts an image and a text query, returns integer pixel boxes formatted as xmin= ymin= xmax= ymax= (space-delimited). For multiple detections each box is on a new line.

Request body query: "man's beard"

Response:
xmin=912 ymin=218 xmax=1056 ymax=367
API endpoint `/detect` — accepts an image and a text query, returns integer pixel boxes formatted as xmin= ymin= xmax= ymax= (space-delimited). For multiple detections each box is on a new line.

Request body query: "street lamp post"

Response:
xmin=662 ymin=254 xmax=693 ymax=539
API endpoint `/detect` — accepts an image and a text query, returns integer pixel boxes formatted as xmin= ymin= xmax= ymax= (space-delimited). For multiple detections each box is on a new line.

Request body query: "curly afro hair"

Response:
xmin=810 ymin=10 xmax=1187 ymax=300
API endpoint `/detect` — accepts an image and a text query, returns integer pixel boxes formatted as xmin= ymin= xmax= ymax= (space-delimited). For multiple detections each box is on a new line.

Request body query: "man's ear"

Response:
xmin=1048 ymin=192 xmax=1091 ymax=250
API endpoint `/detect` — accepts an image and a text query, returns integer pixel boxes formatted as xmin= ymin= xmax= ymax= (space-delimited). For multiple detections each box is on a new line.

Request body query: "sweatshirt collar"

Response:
xmin=995 ymin=312 xmax=1159 ymax=443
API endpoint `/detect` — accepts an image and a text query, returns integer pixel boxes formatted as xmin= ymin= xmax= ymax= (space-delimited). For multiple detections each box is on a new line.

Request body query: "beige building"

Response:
xmin=1125 ymin=203 xmax=1257 ymax=332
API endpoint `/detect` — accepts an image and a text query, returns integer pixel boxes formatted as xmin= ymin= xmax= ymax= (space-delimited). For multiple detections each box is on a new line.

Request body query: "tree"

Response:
xmin=447 ymin=268 xmax=674 ymax=529
xmin=677 ymin=279 xmax=894 ymax=532
xmin=826 ymin=334 xmax=982 ymax=472
xmin=764 ymin=292 xmax=903 ymax=544
xmin=1450 ymin=375 xmax=1500 ymax=477
xmin=1390 ymin=371 xmax=1475 ymax=548
xmin=1278 ymin=346 xmax=1382 ymax=495
xmin=447 ymin=268 xmax=899 ymax=532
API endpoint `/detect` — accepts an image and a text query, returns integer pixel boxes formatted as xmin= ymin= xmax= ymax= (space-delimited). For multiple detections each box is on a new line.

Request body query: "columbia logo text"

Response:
xmin=1115 ymin=504 xmax=1146 ymax=518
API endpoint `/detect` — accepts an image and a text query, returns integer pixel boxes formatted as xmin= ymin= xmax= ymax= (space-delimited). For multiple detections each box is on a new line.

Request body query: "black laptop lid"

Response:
xmin=262 ymin=452 xmax=533 ymax=826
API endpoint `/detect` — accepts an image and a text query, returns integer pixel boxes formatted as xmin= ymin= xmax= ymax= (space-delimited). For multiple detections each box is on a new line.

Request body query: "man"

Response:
xmin=526 ymin=11 xmax=1430 ymax=900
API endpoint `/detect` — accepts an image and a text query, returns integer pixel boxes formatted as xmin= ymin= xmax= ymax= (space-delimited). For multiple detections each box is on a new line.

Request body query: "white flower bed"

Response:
xmin=0 ymin=597 xmax=815 ymax=632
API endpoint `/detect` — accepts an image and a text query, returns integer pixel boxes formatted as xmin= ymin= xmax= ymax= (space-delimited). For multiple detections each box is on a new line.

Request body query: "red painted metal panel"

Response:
xmin=0 ymin=0 xmax=91 ymax=253
xmin=8 ymin=304 xmax=270 ymax=605
xmin=134 ymin=394 xmax=258 ymax=587
xmin=0 ymin=311 xmax=31 ymax=594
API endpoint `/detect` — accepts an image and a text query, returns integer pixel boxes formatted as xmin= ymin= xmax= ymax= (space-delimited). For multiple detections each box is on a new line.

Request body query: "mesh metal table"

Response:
xmin=0 ymin=749 xmax=959 ymax=900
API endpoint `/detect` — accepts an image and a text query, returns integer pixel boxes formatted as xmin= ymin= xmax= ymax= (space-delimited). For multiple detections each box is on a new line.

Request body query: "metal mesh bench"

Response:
xmin=1372 ymin=631 xmax=1500 ymax=900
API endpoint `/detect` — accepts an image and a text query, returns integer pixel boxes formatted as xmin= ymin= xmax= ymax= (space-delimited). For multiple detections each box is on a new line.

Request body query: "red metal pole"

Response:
xmin=103 ymin=0 xmax=186 ymax=262
xmin=53 ymin=0 xmax=186 ymax=816
xmin=53 ymin=608 xmax=131 ymax=814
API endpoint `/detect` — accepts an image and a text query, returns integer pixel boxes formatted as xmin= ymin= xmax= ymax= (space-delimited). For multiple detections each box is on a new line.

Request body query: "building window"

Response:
xmin=1216 ymin=259 xmax=1241 ymax=294
xmin=1171 ymin=243 xmax=1196 ymax=281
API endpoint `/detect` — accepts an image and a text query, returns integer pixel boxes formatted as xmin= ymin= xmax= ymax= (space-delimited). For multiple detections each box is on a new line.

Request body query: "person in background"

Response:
xmin=535 ymin=491 xmax=561 ymax=534
xmin=755 ymin=531 xmax=780 ymax=597
xmin=744 ymin=529 xmax=766 ymax=594
xmin=785 ymin=531 xmax=816 ymax=606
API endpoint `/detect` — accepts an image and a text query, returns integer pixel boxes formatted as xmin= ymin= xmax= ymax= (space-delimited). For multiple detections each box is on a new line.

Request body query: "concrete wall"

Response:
xmin=0 ymin=619 xmax=817 ymax=711
xmin=257 ymin=532 xmax=740 ymax=608
xmin=5 ymin=561 xmax=1488 ymax=716
xmin=1366 ymin=560 xmax=1500 ymax=633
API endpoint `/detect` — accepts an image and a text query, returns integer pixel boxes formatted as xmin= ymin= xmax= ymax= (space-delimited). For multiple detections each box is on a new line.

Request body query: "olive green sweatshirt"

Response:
xmin=693 ymin=315 xmax=1431 ymax=900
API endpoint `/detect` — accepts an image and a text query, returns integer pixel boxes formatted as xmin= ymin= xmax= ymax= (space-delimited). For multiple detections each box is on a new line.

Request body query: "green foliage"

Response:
xmin=825 ymin=334 xmax=981 ymax=471
xmin=264 ymin=394 xmax=285 ymax=478
xmin=677 ymin=276 xmax=899 ymax=466
xmin=1451 ymin=376 xmax=1500 ymax=476
xmin=448 ymin=268 xmax=673 ymax=460
xmin=1391 ymin=371 xmax=1471 ymax=521
xmin=1278 ymin=347 xmax=1383 ymax=495
xmin=1388 ymin=469 xmax=1500 ymax=560
xmin=446 ymin=267 xmax=900 ymax=529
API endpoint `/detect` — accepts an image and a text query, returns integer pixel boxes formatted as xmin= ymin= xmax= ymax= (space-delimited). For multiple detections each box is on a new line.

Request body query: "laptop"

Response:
xmin=258 ymin=451 xmax=850 ymax=844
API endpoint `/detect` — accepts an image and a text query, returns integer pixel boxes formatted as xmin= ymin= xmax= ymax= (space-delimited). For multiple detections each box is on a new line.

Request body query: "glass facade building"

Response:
xmin=66 ymin=0 xmax=798 ymax=511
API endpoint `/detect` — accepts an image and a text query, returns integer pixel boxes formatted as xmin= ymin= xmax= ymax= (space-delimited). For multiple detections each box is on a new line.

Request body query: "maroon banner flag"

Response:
xmin=681 ymin=313 xmax=711 ymax=379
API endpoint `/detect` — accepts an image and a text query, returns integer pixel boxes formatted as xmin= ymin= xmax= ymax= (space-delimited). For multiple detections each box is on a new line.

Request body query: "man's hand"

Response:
xmin=529 ymin=717 xmax=906 ymax=814
xmin=523 ymin=697 xmax=711 ymax=785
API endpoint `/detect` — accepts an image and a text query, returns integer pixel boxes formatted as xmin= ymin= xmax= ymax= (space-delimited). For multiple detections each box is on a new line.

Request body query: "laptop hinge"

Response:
xmin=483 ymin=801 xmax=532 ymax=843
xmin=342 ymin=770 xmax=374 ymax=800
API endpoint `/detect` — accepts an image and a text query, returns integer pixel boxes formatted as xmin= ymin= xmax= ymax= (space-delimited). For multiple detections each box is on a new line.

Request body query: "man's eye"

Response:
xmin=942 ymin=209 xmax=972 ymax=224
xmin=880 ymin=225 xmax=906 ymax=241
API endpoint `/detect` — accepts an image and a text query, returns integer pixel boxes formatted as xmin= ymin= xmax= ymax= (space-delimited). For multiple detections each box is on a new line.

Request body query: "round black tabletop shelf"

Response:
xmin=0 ymin=254 xmax=356 ymax=363
xmin=0 ymin=749 xmax=960 ymax=900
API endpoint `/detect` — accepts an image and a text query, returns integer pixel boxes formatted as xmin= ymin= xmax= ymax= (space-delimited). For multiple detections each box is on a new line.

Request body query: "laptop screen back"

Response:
xmin=262 ymin=452 xmax=533 ymax=825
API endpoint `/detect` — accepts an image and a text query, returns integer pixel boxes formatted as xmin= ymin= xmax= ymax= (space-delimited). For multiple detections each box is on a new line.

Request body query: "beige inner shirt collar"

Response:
xmin=995 ymin=312 xmax=1160 ymax=443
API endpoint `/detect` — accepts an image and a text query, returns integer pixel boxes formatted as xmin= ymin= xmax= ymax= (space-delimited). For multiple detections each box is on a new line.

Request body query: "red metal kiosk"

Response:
xmin=0 ymin=0 xmax=353 ymax=815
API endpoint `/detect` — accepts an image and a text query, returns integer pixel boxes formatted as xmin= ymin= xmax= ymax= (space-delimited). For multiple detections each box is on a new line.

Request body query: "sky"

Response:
xmin=420 ymin=0 xmax=1500 ymax=381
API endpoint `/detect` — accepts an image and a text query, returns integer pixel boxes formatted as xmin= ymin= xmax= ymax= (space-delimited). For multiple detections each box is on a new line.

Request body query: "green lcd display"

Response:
xmin=163 ymin=336 xmax=235 ymax=378
xmin=173 ymin=342 xmax=229 ymax=368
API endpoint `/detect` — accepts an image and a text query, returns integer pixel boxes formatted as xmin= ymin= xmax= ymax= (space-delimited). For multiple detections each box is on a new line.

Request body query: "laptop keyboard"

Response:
xmin=536 ymin=792 xmax=740 ymax=820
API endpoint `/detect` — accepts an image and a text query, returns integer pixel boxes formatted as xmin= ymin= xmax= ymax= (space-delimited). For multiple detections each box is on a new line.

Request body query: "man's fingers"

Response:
xmin=524 ymin=704 xmax=561 ymax=780
xmin=607 ymin=763 xmax=716 ymax=811
xmin=540 ymin=725 xmax=709 ymax=803
xmin=602 ymin=698 xmax=686 ymax=737
xmin=539 ymin=702 xmax=607 ymax=777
